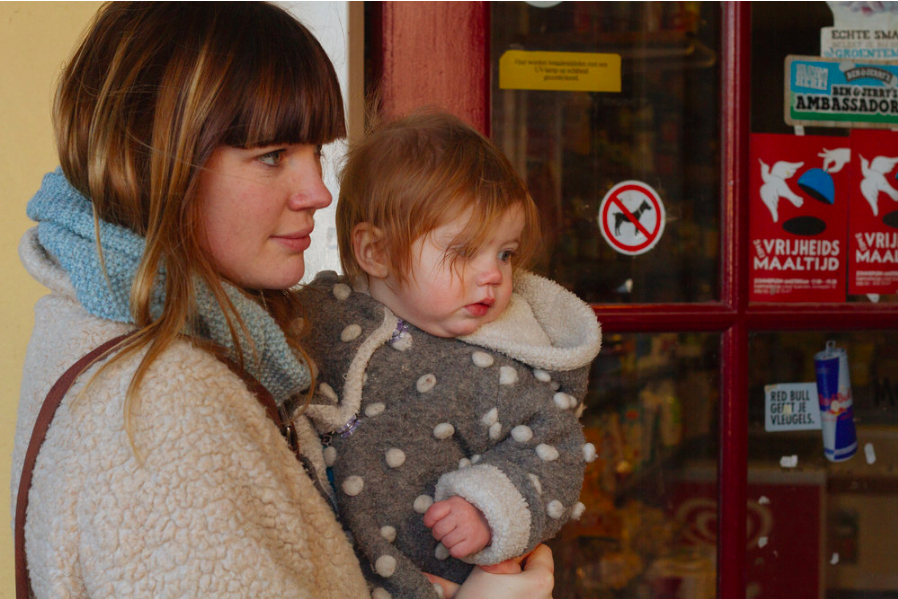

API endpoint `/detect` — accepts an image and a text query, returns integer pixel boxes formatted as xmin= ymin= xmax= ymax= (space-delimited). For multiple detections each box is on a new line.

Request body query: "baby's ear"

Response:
xmin=352 ymin=223 xmax=390 ymax=279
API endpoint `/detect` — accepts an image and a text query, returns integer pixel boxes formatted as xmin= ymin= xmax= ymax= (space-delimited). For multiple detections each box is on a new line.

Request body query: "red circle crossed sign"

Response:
xmin=598 ymin=180 xmax=666 ymax=256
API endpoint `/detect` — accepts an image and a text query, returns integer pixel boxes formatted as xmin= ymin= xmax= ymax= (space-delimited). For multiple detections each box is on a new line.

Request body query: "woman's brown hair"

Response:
xmin=55 ymin=2 xmax=345 ymax=447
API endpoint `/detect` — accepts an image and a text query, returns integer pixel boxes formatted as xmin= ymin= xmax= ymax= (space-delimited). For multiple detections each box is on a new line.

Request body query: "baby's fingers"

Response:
xmin=423 ymin=501 xmax=452 ymax=528
xmin=429 ymin=516 xmax=458 ymax=542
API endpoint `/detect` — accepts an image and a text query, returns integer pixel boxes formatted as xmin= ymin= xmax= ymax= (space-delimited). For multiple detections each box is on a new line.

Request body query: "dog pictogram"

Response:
xmin=598 ymin=181 xmax=665 ymax=256
xmin=613 ymin=198 xmax=652 ymax=236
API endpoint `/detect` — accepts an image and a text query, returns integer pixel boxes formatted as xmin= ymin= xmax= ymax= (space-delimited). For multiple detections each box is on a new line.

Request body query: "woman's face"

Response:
xmin=197 ymin=143 xmax=331 ymax=290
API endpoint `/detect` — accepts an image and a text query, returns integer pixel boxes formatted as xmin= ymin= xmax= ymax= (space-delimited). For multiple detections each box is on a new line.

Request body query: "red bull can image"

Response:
xmin=814 ymin=341 xmax=857 ymax=462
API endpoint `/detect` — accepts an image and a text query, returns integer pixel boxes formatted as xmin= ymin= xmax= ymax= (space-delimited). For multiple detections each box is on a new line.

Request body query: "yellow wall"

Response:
xmin=0 ymin=3 xmax=102 ymax=597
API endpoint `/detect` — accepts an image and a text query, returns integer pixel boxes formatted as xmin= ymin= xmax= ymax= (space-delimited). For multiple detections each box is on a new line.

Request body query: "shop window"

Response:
xmin=551 ymin=332 xmax=720 ymax=597
xmin=748 ymin=332 xmax=898 ymax=597
xmin=751 ymin=2 xmax=898 ymax=305
xmin=491 ymin=2 xmax=721 ymax=304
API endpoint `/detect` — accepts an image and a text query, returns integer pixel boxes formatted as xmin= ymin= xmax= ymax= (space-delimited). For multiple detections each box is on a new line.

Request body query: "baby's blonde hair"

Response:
xmin=337 ymin=110 xmax=541 ymax=284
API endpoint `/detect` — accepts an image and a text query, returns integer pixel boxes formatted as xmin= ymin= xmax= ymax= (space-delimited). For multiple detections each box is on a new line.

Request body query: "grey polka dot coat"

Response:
xmin=298 ymin=271 xmax=601 ymax=599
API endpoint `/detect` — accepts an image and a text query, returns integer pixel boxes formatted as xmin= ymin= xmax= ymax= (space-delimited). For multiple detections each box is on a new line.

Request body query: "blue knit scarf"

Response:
xmin=27 ymin=168 xmax=310 ymax=405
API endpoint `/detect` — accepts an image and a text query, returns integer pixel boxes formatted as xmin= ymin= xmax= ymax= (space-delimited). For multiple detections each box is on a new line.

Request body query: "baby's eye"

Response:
xmin=258 ymin=149 xmax=285 ymax=166
xmin=498 ymin=249 xmax=516 ymax=263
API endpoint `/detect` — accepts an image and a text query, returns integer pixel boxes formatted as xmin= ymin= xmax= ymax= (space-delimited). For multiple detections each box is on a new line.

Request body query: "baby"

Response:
xmin=300 ymin=111 xmax=601 ymax=598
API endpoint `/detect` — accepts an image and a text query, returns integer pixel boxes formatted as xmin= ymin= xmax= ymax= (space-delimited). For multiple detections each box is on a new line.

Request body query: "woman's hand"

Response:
xmin=424 ymin=544 xmax=554 ymax=599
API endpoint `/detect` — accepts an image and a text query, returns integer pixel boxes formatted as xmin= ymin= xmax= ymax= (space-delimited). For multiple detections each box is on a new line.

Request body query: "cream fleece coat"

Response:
xmin=10 ymin=229 xmax=370 ymax=598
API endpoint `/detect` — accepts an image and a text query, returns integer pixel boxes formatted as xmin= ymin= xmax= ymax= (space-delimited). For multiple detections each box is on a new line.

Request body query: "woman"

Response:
xmin=10 ymin=3 xmax=554 ymax=597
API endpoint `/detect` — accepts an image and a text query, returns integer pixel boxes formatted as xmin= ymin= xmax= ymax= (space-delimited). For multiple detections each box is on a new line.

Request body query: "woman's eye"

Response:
xmin=258 ymin=149 xmax=285 ymax=166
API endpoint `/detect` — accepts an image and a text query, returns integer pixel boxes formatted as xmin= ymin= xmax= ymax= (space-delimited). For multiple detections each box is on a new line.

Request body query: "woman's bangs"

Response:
xmin=223 ymin=28 xmax=346 ymax=148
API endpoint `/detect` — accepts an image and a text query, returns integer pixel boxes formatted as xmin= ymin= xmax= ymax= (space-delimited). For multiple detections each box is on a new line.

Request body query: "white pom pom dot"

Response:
xmin=342 ymin=475 xmax=364 ymax=496
xmin=332 ymin=283 xmax=352 ymax=301
xmin=375 ymin=555 xmax=397 ymax=578
xmin=472 ymin=351 xmax=495 ymax=368
xmin=380 ymin=525 xmax=397 ymax=543
xmin=481 ymin=408 xmax=498 ymax=427
xmin=583 ymin=443 xmax=597 ymax=463
xmin=528 ymin=473 xmax=543 ymax=494
xmin=365 ymin=402 xmax=385 ymax=417
xmin=413 ymin=495 xmax=434 ymax=513
xmin=417 ymin=374 xmax=437 ymax=393
xmin=547 ymin=500 xmax=565 ymax=519
xmin=385 ymin=448 xmax=406 ymax=468
xmin=511 ymin=425 xmax=533 ymax=443
xmin=341 ymin=324 xmax=362 ymax=342
xmin=435 ymin=543 xmax=450 ymax=560
xmin=433 ymin=423 xmax=455 ymax=440
xmin=536 ymin=444 xmax=560 ymax=461
xmin=499 ymin=366 xmax=518 ymax=385
xmin=553 ymin=392 xmax=575 ymax=410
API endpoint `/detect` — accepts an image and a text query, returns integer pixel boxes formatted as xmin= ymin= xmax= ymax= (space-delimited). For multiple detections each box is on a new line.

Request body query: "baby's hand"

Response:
xmin=423 ymin=496 xmax=491 ymax=558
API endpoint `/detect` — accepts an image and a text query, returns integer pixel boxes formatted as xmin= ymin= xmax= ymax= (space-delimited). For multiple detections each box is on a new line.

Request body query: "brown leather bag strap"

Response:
xmin=14 ymin=334 xmax=298 ymax=599
xmin=15 ymin=332 xmax=133 ymax=599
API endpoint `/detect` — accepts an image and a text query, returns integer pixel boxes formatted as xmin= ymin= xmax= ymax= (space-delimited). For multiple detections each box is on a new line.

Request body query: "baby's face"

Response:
xmin=380 ymin=205 xmax=525 ymax=338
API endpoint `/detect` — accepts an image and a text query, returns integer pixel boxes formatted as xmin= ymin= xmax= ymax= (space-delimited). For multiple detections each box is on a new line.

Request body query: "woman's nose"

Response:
xmin=287 ymin=164 xmax=332 ymax=211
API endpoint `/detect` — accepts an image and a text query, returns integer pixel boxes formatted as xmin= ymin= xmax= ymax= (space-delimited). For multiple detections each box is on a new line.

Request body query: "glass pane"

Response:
xmin=751 ymin=2 xmax=897 ymax=304
xmin=551 ymin=332 xmax=720 ymax=597
xmin=490 ymin=2 xmax=721 ymax=304
xmin=749 ymin=332 xmax=898 ymax=598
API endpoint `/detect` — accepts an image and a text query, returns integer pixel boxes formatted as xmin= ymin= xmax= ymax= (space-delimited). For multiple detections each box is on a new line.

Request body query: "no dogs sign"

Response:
xmin=598 ymin=180 xmax=666 ymax=256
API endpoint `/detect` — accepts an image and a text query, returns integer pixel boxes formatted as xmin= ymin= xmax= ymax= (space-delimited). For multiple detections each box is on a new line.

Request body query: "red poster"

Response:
xmin=750 ymin=134 xmax=848 ymax=302
xmin=848 ymin=129 xmax=898 ymax=295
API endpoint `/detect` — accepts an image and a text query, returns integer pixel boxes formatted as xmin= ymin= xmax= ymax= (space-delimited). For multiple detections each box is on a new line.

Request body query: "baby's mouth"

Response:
xmin=466 ymin=298 xmax=494 ymax=316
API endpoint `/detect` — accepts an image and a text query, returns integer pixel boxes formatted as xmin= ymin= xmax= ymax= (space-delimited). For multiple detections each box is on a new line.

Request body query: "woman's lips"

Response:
xmin=273 ymin=232 xmax=312 ymax=252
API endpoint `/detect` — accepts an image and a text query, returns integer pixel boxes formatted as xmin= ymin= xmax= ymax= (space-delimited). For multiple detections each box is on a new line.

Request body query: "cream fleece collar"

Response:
xmin=460 ymin=271 xmax=601 ymax=372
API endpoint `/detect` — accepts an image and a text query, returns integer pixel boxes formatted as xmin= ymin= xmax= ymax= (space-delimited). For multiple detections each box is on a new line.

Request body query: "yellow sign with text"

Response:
xmin=499 ymin=50 xmax=621 ymax=93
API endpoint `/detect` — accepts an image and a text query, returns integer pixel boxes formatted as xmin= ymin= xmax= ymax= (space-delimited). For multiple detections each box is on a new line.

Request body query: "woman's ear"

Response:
xmin=352 ymin=223 xmax=390 ymax=279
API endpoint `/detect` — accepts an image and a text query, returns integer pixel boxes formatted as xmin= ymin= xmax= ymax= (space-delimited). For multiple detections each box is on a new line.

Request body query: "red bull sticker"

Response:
xmin=848 ymin=129 xmax=898 ymax=294
xmin=750 ymin=133 xmax=849 ymax=302
xmin=765 ymin=383 xmax=822 ymax=432
xmin=598 ymin=180 xmax=665 ymax=256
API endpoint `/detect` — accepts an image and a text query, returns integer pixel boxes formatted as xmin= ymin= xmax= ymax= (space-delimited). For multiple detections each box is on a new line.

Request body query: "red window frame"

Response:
xmin=367 ymin=3 xmax=898 ymax=595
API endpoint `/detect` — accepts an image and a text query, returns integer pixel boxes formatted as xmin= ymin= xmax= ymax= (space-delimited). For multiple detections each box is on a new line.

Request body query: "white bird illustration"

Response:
xmin=860 ymin=155 xmax=898 ymax=216
xmin=818 ymin=147 xmax=851 ymax=173
xmin=759 ymin=159 xmax=804 ymax=222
